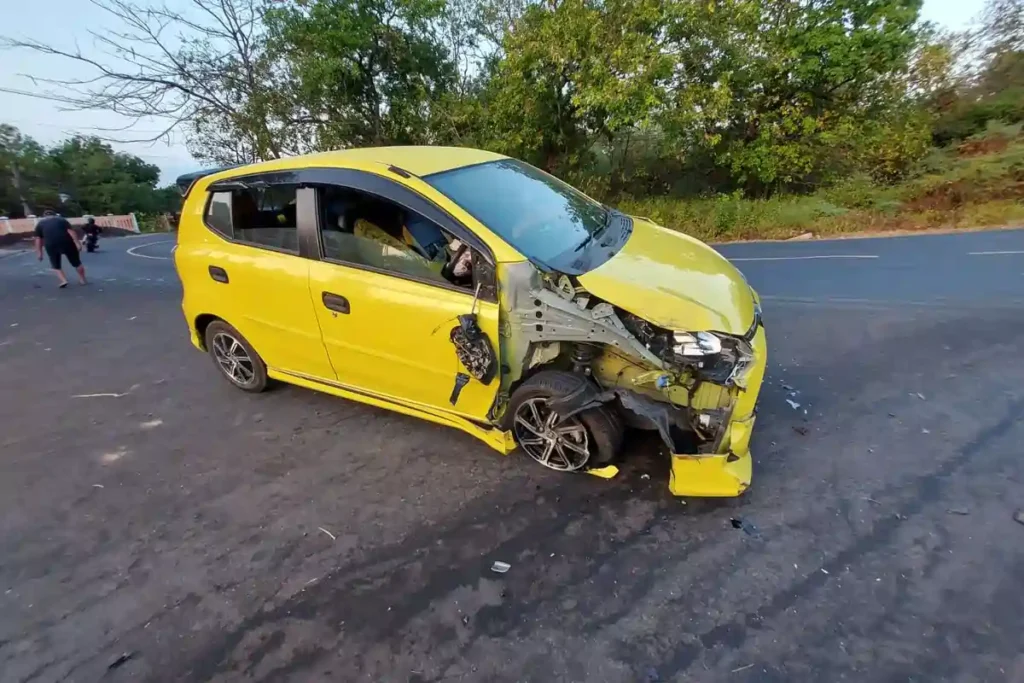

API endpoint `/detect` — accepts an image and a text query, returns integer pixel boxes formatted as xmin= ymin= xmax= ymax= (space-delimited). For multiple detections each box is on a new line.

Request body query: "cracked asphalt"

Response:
xmin=2 ymin=229 xmax=1024 ymax=682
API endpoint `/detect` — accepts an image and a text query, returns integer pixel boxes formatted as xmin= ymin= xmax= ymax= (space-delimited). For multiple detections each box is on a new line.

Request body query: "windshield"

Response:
xmin=424 ymin=159 xmax=609 ymax=270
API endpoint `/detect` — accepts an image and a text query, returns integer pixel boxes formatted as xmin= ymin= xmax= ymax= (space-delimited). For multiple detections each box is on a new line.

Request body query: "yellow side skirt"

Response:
xmin=267 ymin=369 xmax=518 ymax=455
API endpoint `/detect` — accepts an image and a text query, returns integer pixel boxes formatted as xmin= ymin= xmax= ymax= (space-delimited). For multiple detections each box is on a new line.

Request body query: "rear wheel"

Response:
xmin=204 ymin=321 xmax=268 ymax=393
xmin=504 ymin=371 xmax=623 ymax=471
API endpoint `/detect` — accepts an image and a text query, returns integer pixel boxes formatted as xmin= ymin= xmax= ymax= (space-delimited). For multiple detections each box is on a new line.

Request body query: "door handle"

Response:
xmin=322 ymin=292 xmax=350 ymax=314
xmin=208 ymin=265 xmax=229 ymax=283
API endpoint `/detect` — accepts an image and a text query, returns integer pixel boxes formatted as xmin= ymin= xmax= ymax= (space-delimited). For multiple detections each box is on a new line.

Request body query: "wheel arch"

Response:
xmin=194 ymin=313 xmax=224 ymax=350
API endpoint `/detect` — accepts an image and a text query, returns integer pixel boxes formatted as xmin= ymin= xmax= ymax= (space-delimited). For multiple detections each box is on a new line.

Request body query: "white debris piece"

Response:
xmin=786 ymin=399 xmax=801 ymax=410
xmin=491 ymin=561 xmax=511 ymax=574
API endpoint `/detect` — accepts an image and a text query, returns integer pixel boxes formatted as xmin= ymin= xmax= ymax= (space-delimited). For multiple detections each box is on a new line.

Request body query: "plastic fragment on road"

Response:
xmin=786 ymin=399 xmax=801 ymax=410
xmin=730 ymin=517 xmax=760 ymax=537
xmin=1014 ymin=510 xmax=1024 ymax=527
xmin=72 ymin=384 xmax=139 ymax=399
xmin=108 ymin=652 xmax=135 ymax=670
xmin=587 ymin=465 xmax=619 ymax=479
xmin=318 ymin=526 xmax=336 ymax=541
xmin=491 ymin=561 xmax=511 ymax=574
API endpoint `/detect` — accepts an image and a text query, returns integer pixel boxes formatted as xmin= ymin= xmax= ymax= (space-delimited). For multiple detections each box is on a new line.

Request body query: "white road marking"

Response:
xmin=728 ymin=254 xmax=879 ymax=262
xmin=760 ymin=295 xmax=1024 ymax=311
xmin=126 ymin=240 xmax=174 ymax=260
xmin=967 ymin=250 xmax=1024 ymax=255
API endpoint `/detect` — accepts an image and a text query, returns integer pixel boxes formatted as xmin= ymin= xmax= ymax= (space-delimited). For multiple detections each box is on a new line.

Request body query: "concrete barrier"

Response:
xmin=0 ymin=214 xmax=140 ymax=246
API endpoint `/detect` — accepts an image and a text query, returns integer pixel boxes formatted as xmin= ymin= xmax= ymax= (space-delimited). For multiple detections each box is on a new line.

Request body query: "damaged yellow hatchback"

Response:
xmin=174 ymin=147 xmax=766 ymax=497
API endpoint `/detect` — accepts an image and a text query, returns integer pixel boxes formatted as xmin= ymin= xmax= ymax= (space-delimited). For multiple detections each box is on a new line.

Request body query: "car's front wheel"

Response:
xmin=504 ymin=370 xmax=623 ymax=471
xmin=204 ymin=321 xmax=268 ymax=393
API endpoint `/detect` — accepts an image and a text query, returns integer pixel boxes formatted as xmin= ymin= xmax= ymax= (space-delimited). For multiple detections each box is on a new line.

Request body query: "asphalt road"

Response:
xmin=2 ymin=229 xmax=1024 ymax=682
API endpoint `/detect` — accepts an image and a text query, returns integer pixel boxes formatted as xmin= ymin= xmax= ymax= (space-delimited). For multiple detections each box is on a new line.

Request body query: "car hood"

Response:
xmin=576 ymin=217 xmax=756 ymax=336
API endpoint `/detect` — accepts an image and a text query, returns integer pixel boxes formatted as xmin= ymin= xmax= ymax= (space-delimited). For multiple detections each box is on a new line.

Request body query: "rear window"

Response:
xmin=205 ymin=192 xmax=233 ymax=238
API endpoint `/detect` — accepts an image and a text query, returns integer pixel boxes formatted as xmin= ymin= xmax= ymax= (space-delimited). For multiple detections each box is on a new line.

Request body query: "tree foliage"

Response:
xmin=0 ymin=126 xmax=178 ymax=218
xmin=2 ymin=0 xmax=1022 ymax=200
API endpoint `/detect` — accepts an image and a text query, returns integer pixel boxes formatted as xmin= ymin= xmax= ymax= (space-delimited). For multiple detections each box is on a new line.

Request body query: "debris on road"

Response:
xmin=730 ymin=517 xmax=760 ymax=537
xmin=101 ymin=448 xmax=128 ymax=464
xmin=912 ymin=392 xmax=926 ymax=400
xmin=793 ymin=425 xmax=809 ymax=436
xmin=318 ymin=526 xmax=336 ymax=541
xmin=107 ymin=651 xmax=135 ymax=670
xmin=922 ymin=428 xmax=931 ymax=434
xmin=820 ymin=568 xmax=829 ymax=575
xmin=1014 ymin=510 xmax=1024 ymax=526
xmin=946 ymin=508 xmax=970 ymax=516
xmin=72 ymin=384 xmax=139 ymax=399
xmin=863 ymin=496 xmax=880 ymax=505
xmin=785 ymin=399 xmax=801 ymax=410
xmin=782 ymin=384 xmax=795 ymax=392
xmin=140 ymin=419 xmax=163 ymax=429
xmin=92 ymin=484 xmax=104 ymax=489
xmin=491 ymin=561 xmax=511 ymax=574
xmin=731 ymin=663 xmax=754 ymax=673
xmin=640 ymin=473 xmax=650 ymax=480
xmin=587 ymin=465 xmax=619 ymax=479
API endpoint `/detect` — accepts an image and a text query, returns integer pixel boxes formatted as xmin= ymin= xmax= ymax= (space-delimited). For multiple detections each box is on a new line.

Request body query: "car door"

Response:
xmin=301 ymin=172 xmax=502 ymax=421
xmin=194 ymin=176 xmax=335 ymax=380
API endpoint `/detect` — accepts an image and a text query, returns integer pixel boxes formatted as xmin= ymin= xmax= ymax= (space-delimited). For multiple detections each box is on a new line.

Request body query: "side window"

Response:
xmin=318 ymin=186 xmax=476 ymax=291
xmin=205 ymin=183 xmax=299 ymax=253
xmin=233 ymin=184 xmax=299 ymax=253
xmin=205 ymin=192 xmax=233 ymax=238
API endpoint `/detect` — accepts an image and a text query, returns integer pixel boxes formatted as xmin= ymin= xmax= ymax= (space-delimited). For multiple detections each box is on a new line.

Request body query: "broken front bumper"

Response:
xmin=669 ymin=324 xmax=766 ymax=497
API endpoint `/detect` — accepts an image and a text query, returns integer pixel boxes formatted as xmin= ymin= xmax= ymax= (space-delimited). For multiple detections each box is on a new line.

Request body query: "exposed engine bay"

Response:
xmin=492 ymin=263 xmax=761 ymax=458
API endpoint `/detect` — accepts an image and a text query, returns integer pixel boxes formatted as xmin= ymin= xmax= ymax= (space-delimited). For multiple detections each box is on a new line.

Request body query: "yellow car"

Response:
xmin=174 ymin=147 xmax=766 ymax=497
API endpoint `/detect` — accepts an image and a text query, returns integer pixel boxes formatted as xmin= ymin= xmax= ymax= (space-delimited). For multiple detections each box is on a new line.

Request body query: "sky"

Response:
xmin=0 ymin=0 xmax=990 ymax=186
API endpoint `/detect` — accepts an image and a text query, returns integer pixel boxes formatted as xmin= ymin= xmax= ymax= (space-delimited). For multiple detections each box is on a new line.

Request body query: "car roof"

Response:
xmin=178 ymin=146 xmax=507 ymax=196
xmin=307 ymin=146 xmax=507 ymax=176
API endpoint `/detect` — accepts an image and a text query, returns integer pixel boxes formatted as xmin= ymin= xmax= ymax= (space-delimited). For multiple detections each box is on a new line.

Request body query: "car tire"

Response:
xmin=504 ymin=370 xmax=623 ymax=471
xmin=204 ymin=321 xmax=268 ymax=393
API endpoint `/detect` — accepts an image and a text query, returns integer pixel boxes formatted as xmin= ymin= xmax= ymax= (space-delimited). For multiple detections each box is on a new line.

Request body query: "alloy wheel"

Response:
xmin=512 ymin=397 xmax=591 ymax=471
xmin=211 ymin=332 xmax=255 ymax=387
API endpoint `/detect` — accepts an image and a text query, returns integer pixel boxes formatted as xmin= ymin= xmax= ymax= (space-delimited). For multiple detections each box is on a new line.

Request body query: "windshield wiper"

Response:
xmin=573 ymin=209 xmax=615 ymax=252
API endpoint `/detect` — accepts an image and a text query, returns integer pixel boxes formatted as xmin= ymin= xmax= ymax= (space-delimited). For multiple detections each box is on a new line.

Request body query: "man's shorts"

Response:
xmin=45 ymin=242 xmax=81 ymax=270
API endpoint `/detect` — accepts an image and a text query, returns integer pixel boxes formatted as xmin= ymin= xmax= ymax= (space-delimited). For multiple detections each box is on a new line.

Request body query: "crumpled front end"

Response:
xmin=585 ymin=309 xmax=767 ymax=497
xmin=668 ymin=324 xmax=766 ymax=497
xmin=496 ymin=259 xmax=767 ymax=497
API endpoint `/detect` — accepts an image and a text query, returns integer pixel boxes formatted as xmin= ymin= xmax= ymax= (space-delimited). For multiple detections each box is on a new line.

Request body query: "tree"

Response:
xmin=0 ymin=125 xmax=178 ymax=217
xmin=483 ymin=0 xmax=671 ymax=179
xmin=263 ymin=0 xmax=458 ymax=150
xmin=0 ymin=126 xmax=56 ymax=216
xmin=0 ymin=0 xmax=287 ymax=165
xmin=656 ymin=0 xmax=926 ymax=194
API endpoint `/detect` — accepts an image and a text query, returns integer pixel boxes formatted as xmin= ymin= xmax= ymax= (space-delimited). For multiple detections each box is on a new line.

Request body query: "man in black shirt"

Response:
xmin=34 ymin=210 xmax=87 ymax=288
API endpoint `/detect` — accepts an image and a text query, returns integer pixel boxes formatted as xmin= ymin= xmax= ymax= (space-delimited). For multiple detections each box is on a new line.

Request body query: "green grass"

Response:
xmin=616 ymin=129 xmax=1024 ymax=242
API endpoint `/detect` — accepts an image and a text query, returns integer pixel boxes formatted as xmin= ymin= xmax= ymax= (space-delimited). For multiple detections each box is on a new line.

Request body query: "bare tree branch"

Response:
xmin=0 ymin=0 xmax=286 ymax=163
